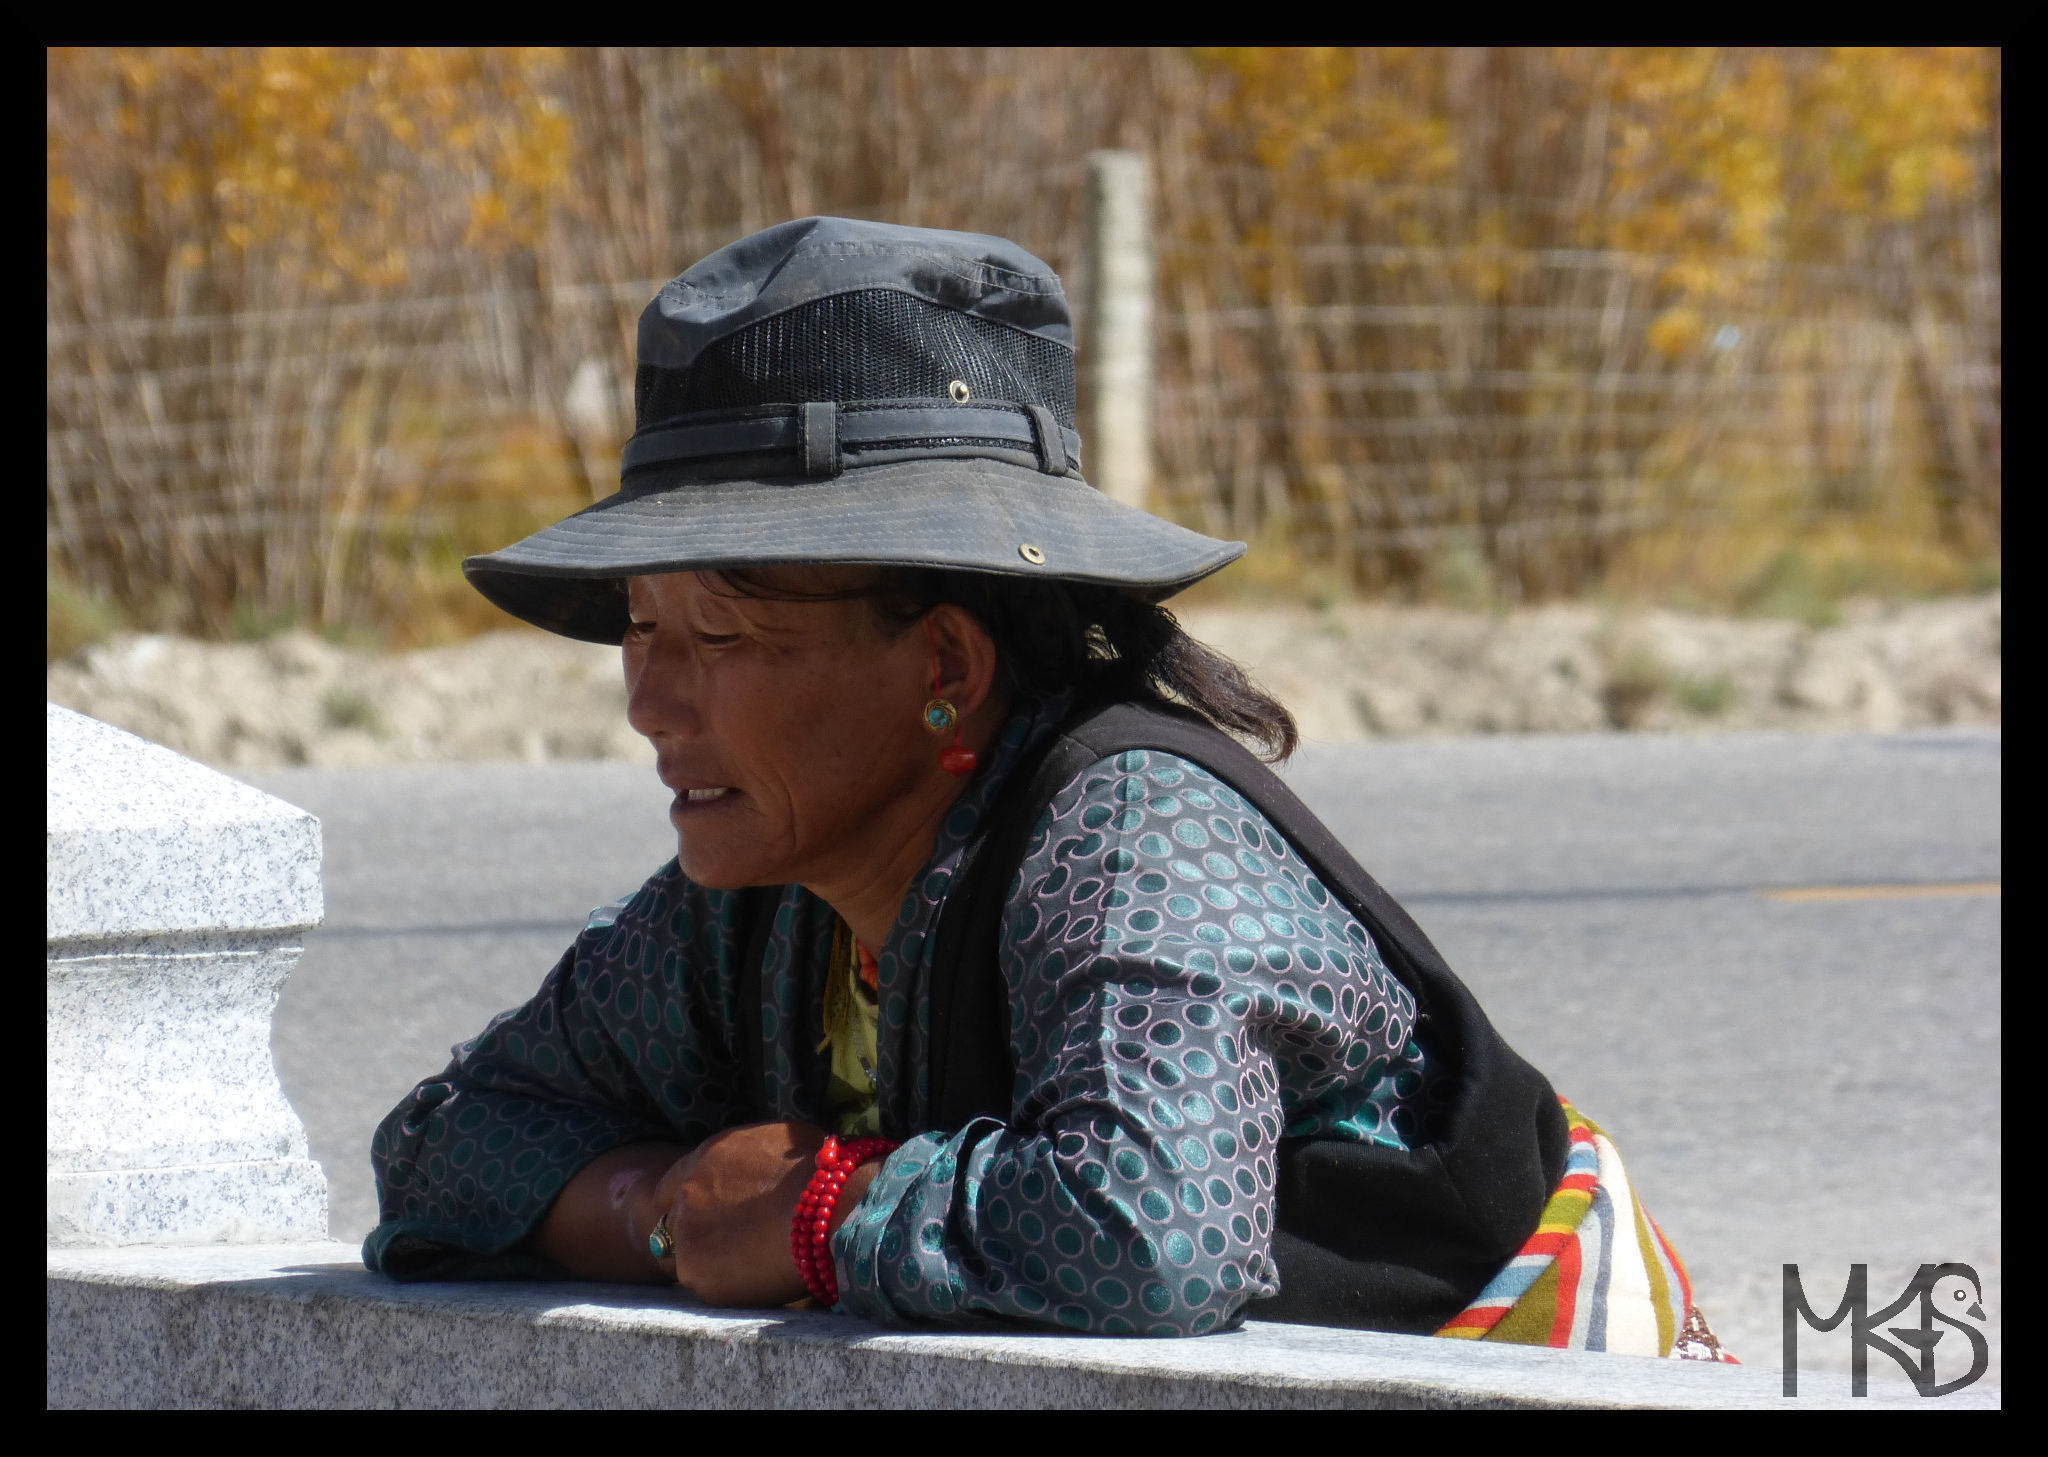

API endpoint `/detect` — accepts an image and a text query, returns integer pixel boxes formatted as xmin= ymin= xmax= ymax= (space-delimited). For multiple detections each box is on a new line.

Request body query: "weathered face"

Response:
xmin=623 ymin=568 xmax=938 ymax=892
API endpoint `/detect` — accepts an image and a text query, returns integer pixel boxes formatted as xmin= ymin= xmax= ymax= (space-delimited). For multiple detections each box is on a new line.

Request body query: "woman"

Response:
xmin=369 ymin=217 xmax=1729 ymax=1357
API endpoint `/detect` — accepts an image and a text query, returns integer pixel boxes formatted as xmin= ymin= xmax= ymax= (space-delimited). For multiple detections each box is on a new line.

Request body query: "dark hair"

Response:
xmin=710 ymin=567 xmax=1299 ymax=763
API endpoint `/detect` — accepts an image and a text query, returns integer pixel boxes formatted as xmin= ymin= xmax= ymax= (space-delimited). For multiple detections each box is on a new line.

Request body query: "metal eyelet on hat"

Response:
xmin=948 ymin=380 xmax=971 ymax=403
xmin=1019 ymin=543 xmax=1046 ymax=565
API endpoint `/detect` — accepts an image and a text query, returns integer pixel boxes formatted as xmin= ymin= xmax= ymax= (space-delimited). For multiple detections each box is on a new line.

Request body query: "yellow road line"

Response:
xmin=1758 ymin=881 xmax=2001 ymax=904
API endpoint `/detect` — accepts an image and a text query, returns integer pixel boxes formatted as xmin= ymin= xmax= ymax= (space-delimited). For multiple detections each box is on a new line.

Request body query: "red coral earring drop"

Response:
xmin=924 ymin=617 xmax=978 ymax=778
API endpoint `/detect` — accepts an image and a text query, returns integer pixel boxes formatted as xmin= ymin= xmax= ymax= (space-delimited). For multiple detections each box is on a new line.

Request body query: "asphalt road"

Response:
xmin=251 ymin=727 xmax=2001 ymax=1385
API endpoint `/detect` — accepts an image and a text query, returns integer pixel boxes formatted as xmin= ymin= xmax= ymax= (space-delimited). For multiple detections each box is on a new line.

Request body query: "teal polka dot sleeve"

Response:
xmin=830 ymin=749 xmax=1430 ymax=1335
xmin=367 ymin=875 xmax=841 ymax=1270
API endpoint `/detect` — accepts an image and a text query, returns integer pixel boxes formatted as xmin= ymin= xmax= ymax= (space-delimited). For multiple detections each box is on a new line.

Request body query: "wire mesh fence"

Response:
xmin=1150 ymin=239 xmax=1999 ymax=596
xmin=47 ymin=242 xmax=1999 ymax=625
xmin=46 ymin=48 xmax=2001 ymax=642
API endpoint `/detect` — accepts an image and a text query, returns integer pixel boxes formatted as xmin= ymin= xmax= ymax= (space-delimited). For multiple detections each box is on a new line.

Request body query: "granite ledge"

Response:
xmin=46 ymin=1245 xmax=1997 ymax=1410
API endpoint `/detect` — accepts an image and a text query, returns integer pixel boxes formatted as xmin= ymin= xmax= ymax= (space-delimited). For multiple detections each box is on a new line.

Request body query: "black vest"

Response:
xmin=742 ymin=699 xmax=1568 ymax=1333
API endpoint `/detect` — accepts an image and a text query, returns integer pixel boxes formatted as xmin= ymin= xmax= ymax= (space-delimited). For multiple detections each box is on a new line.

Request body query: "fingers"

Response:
xmin=651 ymin=1145 xmax=701 ymax=1211
xmin=657 ymin=1121 xmax=824 ymax=1306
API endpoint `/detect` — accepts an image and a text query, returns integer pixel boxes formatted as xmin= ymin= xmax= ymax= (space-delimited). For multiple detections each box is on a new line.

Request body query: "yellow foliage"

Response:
xmin=1191 ymin=47 xmax=1456 ymax=210
xmin=47 ymin=47 xmax=572 ymax=295
xmin=1598 ymin=47 xmax=1993 ymax=295
xmin=1189 ymin=46 xmax=1995 ymax=308
xmin=1646 ymin=307 xmax=1704 ymax=358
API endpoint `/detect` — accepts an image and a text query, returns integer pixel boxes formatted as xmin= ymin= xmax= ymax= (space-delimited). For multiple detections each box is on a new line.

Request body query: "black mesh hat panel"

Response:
xmin=635 ymin=288 xmax=1077 ymax=429
xmin=635 ymin=217 xmax=1071 ymax=369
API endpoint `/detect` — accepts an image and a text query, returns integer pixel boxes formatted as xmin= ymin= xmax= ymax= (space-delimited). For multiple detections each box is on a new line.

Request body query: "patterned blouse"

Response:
xmin=368 ymin=696 xmax=1434 ymax=1337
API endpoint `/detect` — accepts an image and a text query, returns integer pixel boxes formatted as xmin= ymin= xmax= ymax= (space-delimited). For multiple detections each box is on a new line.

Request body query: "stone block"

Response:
xmin=47 ymin=704 xmax=328 ymax=1246
xmin=47 ymin=703 xmax=322 ymax=940
xmin=45 ymin=1246 xmax=1997 ymax=1409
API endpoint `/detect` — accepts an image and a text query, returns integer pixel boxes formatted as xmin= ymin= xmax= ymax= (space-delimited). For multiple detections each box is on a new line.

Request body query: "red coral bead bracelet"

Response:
xmin=791 ymin=1134 xmax=897 ymax=1307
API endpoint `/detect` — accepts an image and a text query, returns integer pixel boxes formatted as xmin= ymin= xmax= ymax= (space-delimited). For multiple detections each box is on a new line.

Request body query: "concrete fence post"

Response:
xmin=1083 ymin=150 xmax=1154 ymax=512
xmin=46 ymin=703 xmax=328 ymax=1246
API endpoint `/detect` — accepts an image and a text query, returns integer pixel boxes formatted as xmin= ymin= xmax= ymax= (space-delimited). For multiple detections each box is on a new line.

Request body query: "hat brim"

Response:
xmin=463 ymin=457 xmax=1246 ymax=644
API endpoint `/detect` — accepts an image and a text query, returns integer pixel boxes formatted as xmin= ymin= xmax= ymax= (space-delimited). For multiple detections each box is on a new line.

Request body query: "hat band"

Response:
xmin=620 ymin=401 xmax=1081 ymax=483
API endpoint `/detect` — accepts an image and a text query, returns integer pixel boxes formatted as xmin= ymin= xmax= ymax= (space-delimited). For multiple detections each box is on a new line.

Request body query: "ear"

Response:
xmin=925 ymin=603 xmax=1002 ymax=719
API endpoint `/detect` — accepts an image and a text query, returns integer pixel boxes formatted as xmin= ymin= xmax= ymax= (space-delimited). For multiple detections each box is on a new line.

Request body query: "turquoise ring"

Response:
xmin=648 ymin=1214 xmax=675 ymax=1260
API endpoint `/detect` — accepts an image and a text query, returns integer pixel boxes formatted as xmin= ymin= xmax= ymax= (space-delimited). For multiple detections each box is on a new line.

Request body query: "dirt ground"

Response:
xmin=46 ymin=593 xmax=2000 ymax=771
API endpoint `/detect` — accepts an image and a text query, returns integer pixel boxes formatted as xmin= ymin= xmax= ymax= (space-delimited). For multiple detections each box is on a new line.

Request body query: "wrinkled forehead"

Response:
xmin=625 ymin=567 xmax=889 ymax=633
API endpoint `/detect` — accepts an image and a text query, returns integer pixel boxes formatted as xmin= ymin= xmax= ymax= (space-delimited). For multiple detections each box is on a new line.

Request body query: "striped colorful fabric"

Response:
xmin=1436 ymin=1101 xmax=1730 ymax=1360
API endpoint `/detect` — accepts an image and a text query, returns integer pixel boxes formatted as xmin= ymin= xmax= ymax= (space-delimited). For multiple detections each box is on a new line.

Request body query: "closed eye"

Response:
xmin=694 ymin=632 xmax=741 ymax=647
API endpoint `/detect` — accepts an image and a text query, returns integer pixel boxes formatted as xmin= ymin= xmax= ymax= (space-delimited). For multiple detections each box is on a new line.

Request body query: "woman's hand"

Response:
xmin=652 ymin=1119 xmax=862 ymax=1307
xmin=531 ymin=1119 xmax=884 ymax=1304
xmin=527 ymin=1139 xmax=691 ymax=1284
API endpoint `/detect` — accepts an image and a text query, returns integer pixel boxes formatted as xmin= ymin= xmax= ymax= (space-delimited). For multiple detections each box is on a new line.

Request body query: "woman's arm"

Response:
xmin=829 ymin=749 xmax=1422 ymax=1335
xmin=527 ymin=1124 xmax=883 ymax=1303
xmin=367 ymin=867 xmax=756 ymax=1277
xmin=527 ymin=1141 xmax=689 ymax=1283
xmin=828 ymin=752 xmax=1280 ymax=1334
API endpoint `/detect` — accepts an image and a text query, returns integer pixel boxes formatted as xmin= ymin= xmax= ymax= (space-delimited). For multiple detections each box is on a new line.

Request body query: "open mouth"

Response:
xmin=682 ymin=787 xmax=733 ymax=803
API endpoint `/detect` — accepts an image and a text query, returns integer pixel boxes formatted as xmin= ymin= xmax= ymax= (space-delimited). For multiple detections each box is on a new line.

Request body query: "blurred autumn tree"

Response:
xmin=1167 ymin=47 xmax=1999 ymax=600
xmin=46 ymin=47 xmax=1999 ymax=651
xmin=47 ymin=47 xmax=573 ymax=642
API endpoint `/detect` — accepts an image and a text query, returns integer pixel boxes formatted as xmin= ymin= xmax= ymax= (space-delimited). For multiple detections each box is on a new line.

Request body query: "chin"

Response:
xmin=673 ymin=849 xmax=746 ymax=890
xmin=674 ymin=838 xmax=784 ymax=892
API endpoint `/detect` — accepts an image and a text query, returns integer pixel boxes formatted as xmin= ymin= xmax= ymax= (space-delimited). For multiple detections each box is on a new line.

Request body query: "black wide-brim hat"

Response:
xmin=464 ymin=217 xmax=1243 ymax=644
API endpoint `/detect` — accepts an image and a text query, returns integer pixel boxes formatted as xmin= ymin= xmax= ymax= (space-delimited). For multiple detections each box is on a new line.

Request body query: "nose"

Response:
xmin=624 ymin=630 xmax=700 ymax=741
